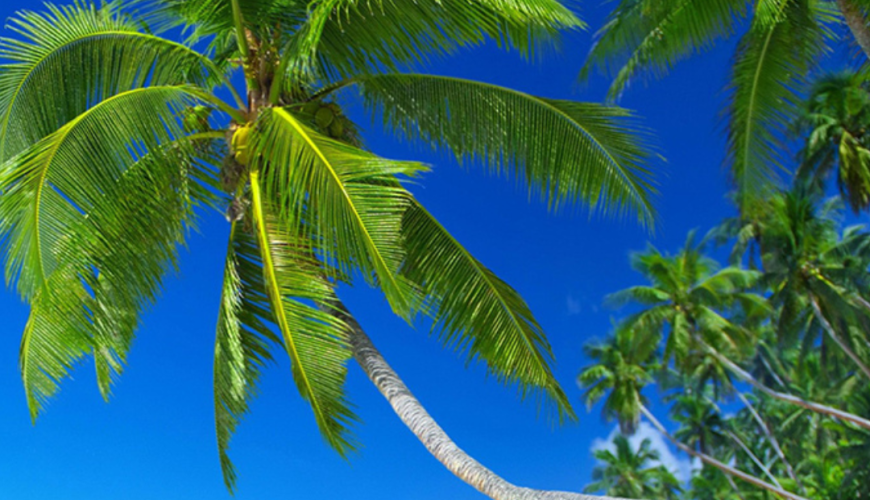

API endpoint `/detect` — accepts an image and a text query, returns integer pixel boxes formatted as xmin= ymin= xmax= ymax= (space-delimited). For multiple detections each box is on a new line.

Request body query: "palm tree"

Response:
xmin=581 ymin=0 xmax=870 ymax=210
xmin=578 ymin=329 xmax=805 ymax=499
xmin=578 ymin=326 xmax=659 ymax=435
xmin=584 ymin=434 xmax=682 ymax=499
xmin=756 ymin=189 xmax=870 ymax=380
xmin=607 ymin=235 xmax=764 ymax=378
xmin=796 ymin=70 xmax=870 ymax=212
xmin=0 ymin=1 xmax=659 ymax=498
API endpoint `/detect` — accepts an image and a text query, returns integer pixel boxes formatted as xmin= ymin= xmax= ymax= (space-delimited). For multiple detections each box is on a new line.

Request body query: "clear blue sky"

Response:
xmin=0 ymin=2 xmax=745 ymax=499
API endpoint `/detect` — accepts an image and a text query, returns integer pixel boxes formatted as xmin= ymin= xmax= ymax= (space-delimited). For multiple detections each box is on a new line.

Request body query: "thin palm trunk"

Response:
xmin=837 ymin=0 xmax=870 ymax=59
xmin=733 ymin=391 xmax=803 ymax=491
xmin=725 ymin=475 xmax=748 ymax=500
xmin=328 ymin=298 xmax=624 ymax=500
xmin=727 ymin=431 xmax=782 ymax=489
xmin=809 ymin=295 xmax=870 ymax=380
xmin=639 ymin=406 xmax=807 ymax=500
xmin=698 ymin=338 xmax=870 ymax=430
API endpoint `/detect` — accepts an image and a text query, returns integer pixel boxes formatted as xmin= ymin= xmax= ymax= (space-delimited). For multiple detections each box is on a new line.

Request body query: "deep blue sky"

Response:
xmin=0 ymin=2 xmax=752 ymax=499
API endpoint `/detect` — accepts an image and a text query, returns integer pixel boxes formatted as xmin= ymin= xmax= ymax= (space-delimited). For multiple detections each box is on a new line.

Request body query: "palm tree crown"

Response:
xmin=0 ymin=0 xmax=658 ymax=494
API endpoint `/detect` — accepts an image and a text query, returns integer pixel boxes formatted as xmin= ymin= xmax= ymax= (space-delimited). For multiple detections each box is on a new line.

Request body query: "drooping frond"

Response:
xmin=288 ymin=0 xmax=582 ymax=81
xmin=249 ymin=107 xmax=427 ymax=318
xmin=0 ymin=85 xmax=202 ymax=299
xmin=215 ymin=184 xmax=360 ymax=491
xmin=250 ymin=172 xmax=358 ymax=455
xmin=400 ymin=200 xmax=573 ymax=421
xmin=213 ymin=222 xmax=281 ymax=492
xmin=18 ymin=132 xmax=209 ymax=418
xmin=353 ymin=74 xmax=657 ymax=225
xmin=582 ymin=0 xmax=748 ymax=100
xmin=0 ymin=1 xmax=216 ymax=161
xmin=19 ymin=265 xmax=92 ymax=421
xmin=726 ymin=1 xmax=826 ymax=212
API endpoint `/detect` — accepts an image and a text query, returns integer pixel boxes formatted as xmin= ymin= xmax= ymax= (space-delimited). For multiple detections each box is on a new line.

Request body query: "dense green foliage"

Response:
xmin=581 ymin=70 xmax=870 ymax=500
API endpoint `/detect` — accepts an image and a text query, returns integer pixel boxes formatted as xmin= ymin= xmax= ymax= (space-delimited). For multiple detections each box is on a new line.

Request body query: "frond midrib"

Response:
xmin=249 ymin=170 xmax=327 ymax=427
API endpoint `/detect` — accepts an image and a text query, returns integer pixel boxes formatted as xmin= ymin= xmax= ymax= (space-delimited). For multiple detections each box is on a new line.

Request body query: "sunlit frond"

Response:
xmin=249 ymin=107 xmax=426 ymax=318
xmin=0 ymin=1 xmax=215 ymax=161
xmin=353 ymin=74 xmax=657 ymax=225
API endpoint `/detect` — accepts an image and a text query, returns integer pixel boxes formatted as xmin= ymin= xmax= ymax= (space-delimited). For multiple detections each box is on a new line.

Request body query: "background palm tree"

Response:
xmin=796 ymin=70 xmax=870 ymax=212
xmin=581 ymin=0 xmax=870 ymax=211
xmin=0 ymin=1 xmax=659 ymax=498
xmin=583 ymin=434 xmax=682 ymax=499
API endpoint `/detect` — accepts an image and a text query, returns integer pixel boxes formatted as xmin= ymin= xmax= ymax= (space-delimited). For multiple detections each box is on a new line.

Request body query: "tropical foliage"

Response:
xmin=582 ymin=0 xmax=870 ymax=211
xmin=580 ymin=98 xmax=870 ymax=499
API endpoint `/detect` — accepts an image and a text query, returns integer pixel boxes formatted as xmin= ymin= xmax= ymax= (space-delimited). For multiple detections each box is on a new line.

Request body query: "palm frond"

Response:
xmin=213 ymin=221 xmax=283 ymax=492
xmin=726 ymin=1 xmax=826 ymax=211
xmin=250 ymin=107 xmax=426 ymax=318
xmin=353 ymin=74 xmax=657 ymax=225
xmin=0 ymin=85 xmax=202 ymax=299
xmin=17 ymin=131 xmax=213 ymax=418
xmin=401 ymin=200 xmax=572 ymax=421
xmin=248 ymin=170 xmax=358 ymax=459
xmin=0 ymin=1 xmax=216 ymax=161
xmin=289 ymin=0 xmax=582 ymax=81
xmin=582 ymin=0 xmax=747 ymax=101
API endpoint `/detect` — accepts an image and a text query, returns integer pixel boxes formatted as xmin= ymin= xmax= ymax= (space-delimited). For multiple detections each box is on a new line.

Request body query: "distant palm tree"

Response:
xmin=578 ymin=326 xmax=658 ymax=434
xmin=581 ymin=0 xmax=870 ymax=210
xmin=0 ymin=1 xmax=659 ymax=498
xmin=584 ymin=434 xmax=682 ymax=500
xmin=796 ymin=70 xmax=870 ymax=213
xmin=606 ymin=235 xmax=764 ymax=376
xmin=578 ymin=330 xmax=805 ymax=499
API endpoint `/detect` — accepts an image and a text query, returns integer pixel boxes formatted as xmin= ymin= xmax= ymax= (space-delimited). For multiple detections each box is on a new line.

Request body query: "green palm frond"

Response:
xmin=19 ymin=265 xmax=92 ymax=421
xmin=352 ymin=74 xmax=657 ymax=225
xmin=726 ymin=2 xmax=825 ymax=210
xmin=289 ymin=0 xmax=581 ymax=81
xmin=213 ymin=220 xmax=282 ymax=492
xmin=249 ymin=107 xmax=426 ymax=318
xmin=606 ymin=285 xmax=672 ymax=306
xmin=401 ymin=200 xmax=572 ymax=420
xmin=0 ymin=1 xmax=216 ymax=161
xmin=248 ymin=171 xmax=358 ymax=457
xmin=17 ymin=132 xmax=214 ymax=418
xmin=582 ymin=0 xmax=747 ymax=100
xmin=0 ymin=85 xmax=202 ymax=298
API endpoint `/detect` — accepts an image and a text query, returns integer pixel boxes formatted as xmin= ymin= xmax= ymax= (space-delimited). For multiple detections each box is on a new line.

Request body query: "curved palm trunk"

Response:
xmin=698 ymin=339 xmax=870 ymax=430
xmin=809 ymin=296 xmax=870 ymax=381
xmin=639 ymin=407 xmax=807 ymax=500
xmin=733 ymin=391 xmax=803 ymax=491
xmin=328 ymin=299 xmax=624 ymax=500
xmin=837 ymin=0 xmax=870 ymax=59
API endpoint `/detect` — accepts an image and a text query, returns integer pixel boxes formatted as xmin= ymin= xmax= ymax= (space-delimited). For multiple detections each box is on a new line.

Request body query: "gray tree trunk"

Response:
xmin=640 ymin=407 xmax=808 ymax=500
xmin=697 ymin=337 xmax=870 ymax=430
xmin=838 ymin=0 xmax=870 ymax=59
xmin=327 ymin=299 xmax=626 ymax=500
